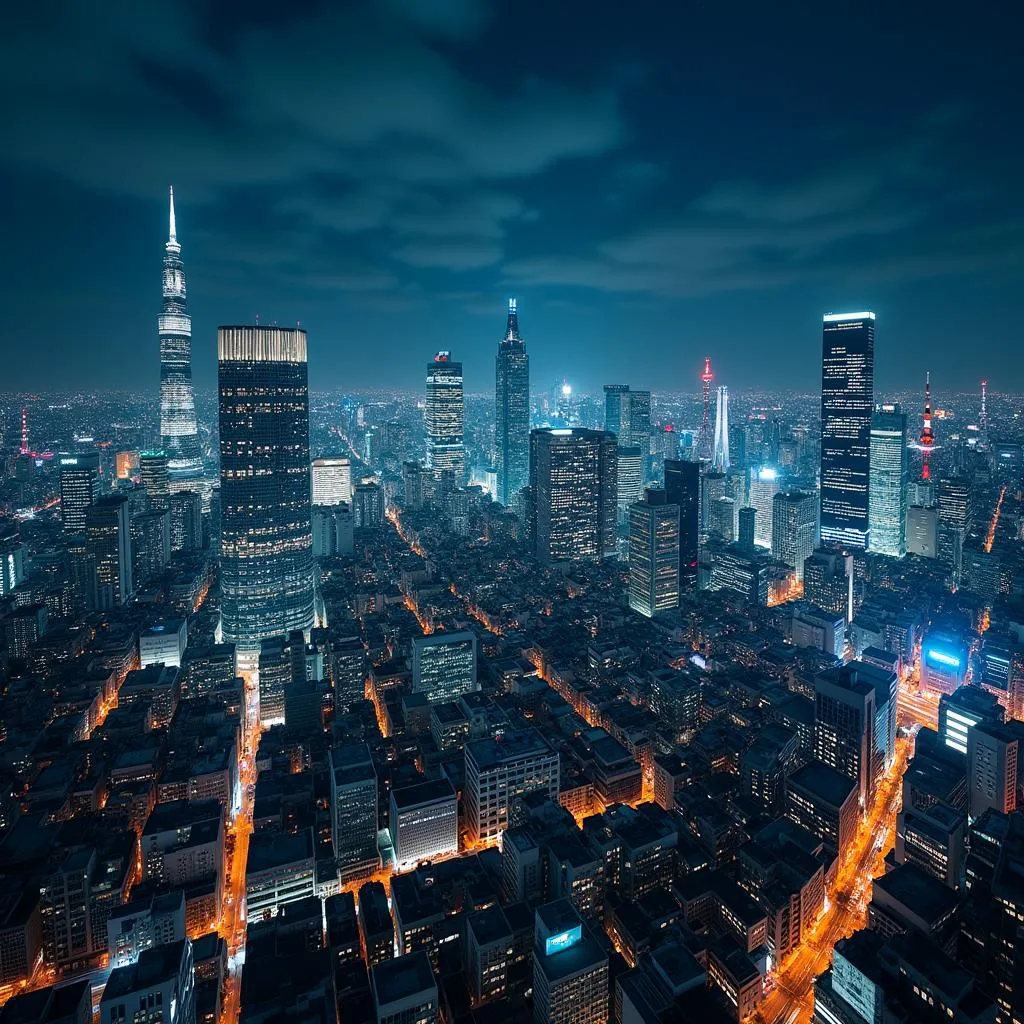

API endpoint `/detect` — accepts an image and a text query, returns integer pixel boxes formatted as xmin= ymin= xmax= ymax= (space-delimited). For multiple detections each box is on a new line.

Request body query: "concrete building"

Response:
xmin=389 ymin=779 xmax=458 ymax=872
xmin=371 ymin=950 xmax=438 ymax=1024
xmin=532 ymin=900 xmax=608 ymax=1024
xmin=139 ymin=619 xmax=187 ymax=668
xmin=99 ymin=938 xmax=195 ymax=1024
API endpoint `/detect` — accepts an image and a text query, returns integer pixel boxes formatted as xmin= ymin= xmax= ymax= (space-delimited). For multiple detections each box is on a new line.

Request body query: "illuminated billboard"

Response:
xmin=926 ymin=648 xmax=961 ymax=669
xmin=544 ymin=925 xmax=582 ymax=956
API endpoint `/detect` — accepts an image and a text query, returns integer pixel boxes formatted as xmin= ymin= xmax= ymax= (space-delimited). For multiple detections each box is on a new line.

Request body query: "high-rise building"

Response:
xmin=311 ymin=503 xmax=354 ymax=557
xmin=616 ymin=446 xmax=644 ymax=517
xmin=748 ymin=467 xmax=780 ymax=549
xmin=425 ymin=352 xmax=466 ymax=484
xmin=804 ymin=547 xmax=854 ymax=622
xmin=402 ymin=461 xmax=425 ymax=510
xmin=868 ymin=404 xmax=908 ymax=557
xmin=907 ymin=505 xmax=938 ymax=557
xmin=0 ymin=522 xmax=27 ymax=597
xmin=820 ymin=312 xmax=875 ymax=549
xmin=968 ymin=722 xmax=1019 ymax=819
xmin=628 ymin=488 xmax=680 ymax=618
xmin=532 ymin=900 xmax=608 ymax=1024
xmin=937 ymin=685 xmax=1001 ymax=754
xmin=139 ymin=451 xmax=170 ymax=511
xmin=663 ymin=459 xmax=699 ymax=589
xmin=697 ymin=358 xmax=714 ymax=462
xmin=603 ymin=385 xmax=630 ymax=437
xmin=131 ymin=509 xmax=171 ymax=587
xmin=389 ymin=779 xmax=458 ymax=872
xmin=628 ymin=390 xmax=652 ymax=454
xmin=411 ymin=632 xmax=478 ymax=704
xmin=168 ymin=490 xmax=202 ymax=553
xmin=218 ymin=326 xmax=315 ymax=656
xmin=709 ymin=543 xmax=771 ymax=605
xmin=528 ymin=428 xmax=617 ymax=564
xmin=465 ymin=731 xmax=559 ymax=846
xmin=937 ymin=476 xmax=973 ymax=587
xmin=772 ymin=491 xmax=817 ymax=580
xmin=330 ymin=743 xmax=380 ymax=881
xmin=59 ymin=452 xmax=100 ymax=533
xmin=353 ymin=481 xmax=385 ymax=529
xmin=85 ymin=495 xmax=133 ymax=609
xmin=738 ymin=506 xmax=756 ymax=549
xmin=712 ymin=386 xmax=730 ymax=472
xmin=495 ymin=299 xmax=530 ymax=506
xmin=372 ymin=951 xmax=438 ymax=1024
xmin=814 ymin=661 xmax=896 ymax=811
xmin=158 ymin=188 xmax=203 ymax=486
xmin=100 ymin=938 xmax=195 ymax=1024
xmin=311 ymin=457 xmax=352 ymax=505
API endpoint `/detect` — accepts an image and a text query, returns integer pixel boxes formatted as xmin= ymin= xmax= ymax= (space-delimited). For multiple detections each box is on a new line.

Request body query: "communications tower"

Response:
xmin=697 ymin=357 xmax=714 ymax=462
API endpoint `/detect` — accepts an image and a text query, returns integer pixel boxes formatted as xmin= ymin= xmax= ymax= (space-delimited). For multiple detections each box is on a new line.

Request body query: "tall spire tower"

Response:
xmin=495 ymin=298 xmax=530 ymax=505
xmin=979 ymin=379 xmax=990 ymax=451
xmin=711 ymin=386 xmax=730 ymax=472
xmin=916 ymin=370 xmax=937 ymax=481
xmin=697 ymin=357 xmax=714 ymax=461
xmin=159 ymin=186 xmax=203 ymax=484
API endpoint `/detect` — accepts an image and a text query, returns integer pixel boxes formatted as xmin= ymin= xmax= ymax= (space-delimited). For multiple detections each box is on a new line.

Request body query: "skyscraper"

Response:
xmin=139 ymin=451 xmax=170 ymax=511
xmin=158 ymin=188 xmax=203 ymax=486
xmin=425 ymin=352 xmax=466 ymax=485
xmin=628 ymin=488 xmax=680 ymax=618
xmin=59 ymin=452 xmax=100 ymax=533
xmin=616 ymin=446 xmax=644 ymax=517
xmin=820 ymin=312 xmax=875 ymax=549
xmin=664 ymin=459 xmax=699 ymax=589
xmin=748 ymin=466 xmax=780 ymax=549
xmin=85 ymin=494 xmax=133 ymax=610
xmin=712 ymin=386 xmax=730 ymax=472
xmin=772 ymin=491 xmax=818 ymax=580
xmin=937 ymin=475 xmax=973 ymax=587
xmin=529 ymin=428 xmax=617 ymax=564
xmin=628 ymin=390 xmax=652 ymax=453
xmin=311 ymin=457 xmax=352 ymax=505
xmin=495 ymin=299 xmax=530 ymax=506
xmin=697 ymin=357 xmax=714 ymax=462
xmin=868 ymin=404 xmax=908 ymax=557
xmin=411 ymin=632 xmax=478 ymax=704
xmin=603 ymin=385 xmax=630 ymax=437
xmin=218 ymin=326 xmax=315 ymax=657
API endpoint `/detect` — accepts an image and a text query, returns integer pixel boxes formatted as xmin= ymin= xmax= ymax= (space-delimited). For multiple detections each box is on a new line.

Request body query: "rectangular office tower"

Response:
xmin=85 ymin=494 xmax=133 ymax=609
xmin=495 ymin=299 xmax=530 ymax=506
xmin=628 ymin=488 xmax=680 ymax=617
xmin=59 ymin=451 xmax=101 ymax=533
xmin=529 ymin=428 xmax=617 ymax=564
xmin=425 ymin=351 xmax=466 ymax=485
xmin=311 ymin=456 xmax=352 ymax=504
xmin=218 ymin=327 xmax=315 ymax=657
xmin=820 ymin=312 xmax=875 ymax=549
xmin=412 ymin=631 xmax=478 ymax=703
xmin=772 ymin=491 xmax=818 ymax=580
xmin=664 ymin=459 xmax=700 ymax=588
xmin=533 ymin=900 xmax=608 ymax=1024
xmin=868 ymin=404 xmax=908 ymax=557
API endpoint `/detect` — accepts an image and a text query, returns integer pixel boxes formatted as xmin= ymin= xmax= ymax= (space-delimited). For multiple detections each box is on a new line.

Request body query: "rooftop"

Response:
xmin=788 ymin=760 xmax=858 ymax=809
xmin=467 ymin=729 xmax=554 ymax=770
xmin=372 ymin=950 xmax=436 ymax=1006
xmin=391 ymin=777 xmax=455 ymax=810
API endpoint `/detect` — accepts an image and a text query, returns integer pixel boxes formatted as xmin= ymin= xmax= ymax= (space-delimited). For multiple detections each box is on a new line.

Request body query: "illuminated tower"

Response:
xmin=158 ymin=188 xmax=203 ymax=484
xmin=919 ymin=371 xmax=936 ymax=482
xmin=868 ymin=404 xmax=908 ymax=557
xmin=218 ymin=326 xmax=315 ymax=657
xmin=495 ymin=298 xmax=530 ymax=505
xmin=697 ymin=358 xmax=714 ymax=461
xmin=19 ymin=407 xmax=28 ymax=456
xmin=979 ymin=379 xmax=990 ymax=451
xmin=820 ymin=312 xmax=875 ymax=549
xmin=712 ymin=385 xmax=730 ymax=472
xmin=425 ymin=352 xmax=466 ymax=485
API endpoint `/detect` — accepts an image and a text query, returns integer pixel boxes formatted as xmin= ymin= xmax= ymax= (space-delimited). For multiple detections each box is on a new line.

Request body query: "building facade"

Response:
xmin=425 ymin=352 xmax=466 ymax=485
xmin=868 ymin=405 xmax=908 ymax=557
xmin=158 ymin=189 xmax=204 ymax=486
xmin=529 ymin=428 xmax=617 ymax=564
xmin=628 ymin=488 xmax=680 ymax=618
xmin=820 ymin=312 xmax=875 ymax=549
xmin=495 ymin=299 xmax=530 ymax=506
xmin=218 ymin=326 xmax=315 ymax=656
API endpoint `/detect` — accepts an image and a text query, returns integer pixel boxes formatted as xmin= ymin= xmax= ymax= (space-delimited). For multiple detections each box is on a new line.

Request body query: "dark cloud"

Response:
xmin=0 ymin=1 xmax=1021 ymax=392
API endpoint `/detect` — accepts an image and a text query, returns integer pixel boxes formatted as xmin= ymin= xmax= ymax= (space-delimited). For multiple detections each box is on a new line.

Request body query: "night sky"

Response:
xmin=1 ymin=1 xmax=1020 ymax=395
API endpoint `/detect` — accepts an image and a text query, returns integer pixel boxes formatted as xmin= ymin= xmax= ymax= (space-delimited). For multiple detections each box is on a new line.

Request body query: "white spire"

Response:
xmin=168 ymin=186 xmax=177 ymax=244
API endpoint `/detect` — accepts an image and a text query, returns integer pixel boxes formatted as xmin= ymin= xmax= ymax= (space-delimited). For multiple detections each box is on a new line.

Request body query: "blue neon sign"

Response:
xmin=926 ymin=649 xmax=961 ymax=669
xmin=545 ymin=925 xmax=582 ymax=956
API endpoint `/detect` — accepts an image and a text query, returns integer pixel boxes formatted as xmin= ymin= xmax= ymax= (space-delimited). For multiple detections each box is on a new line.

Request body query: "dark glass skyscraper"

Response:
xmin=218 ymin=326 xmax=315 ymax=657
xmin=529 ymin=428 xmax=617 ymax=564
xmin=425 ymin=351 xmax=466 ymax=484
xmin=664 ymin=459 xmax=700 ymax=588
xmin=820 ymin=312 xmax=875 ymax=549
xmin=158 ymin=188 xmax=203 ymax=484
xmin=495 ymin=299 xmax=530 ymax=505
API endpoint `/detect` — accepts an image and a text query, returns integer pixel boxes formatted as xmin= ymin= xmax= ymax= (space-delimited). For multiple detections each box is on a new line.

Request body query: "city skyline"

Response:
xmin=0 ymin=4 xmax=1021 ymax=394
